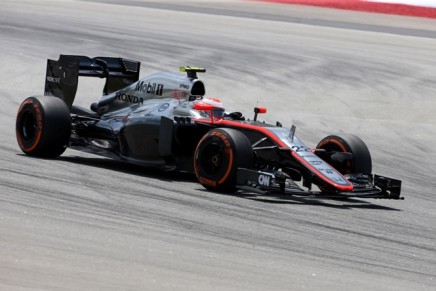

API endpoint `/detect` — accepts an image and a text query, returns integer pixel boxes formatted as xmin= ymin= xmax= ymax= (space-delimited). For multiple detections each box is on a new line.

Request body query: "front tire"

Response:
xmin=316 ymin=134 xmax=372 ymax=175
xmin=194 ymin=128 xmax=253 ymax=192
xmin=16 ymin=96 xmax=71 ymax=158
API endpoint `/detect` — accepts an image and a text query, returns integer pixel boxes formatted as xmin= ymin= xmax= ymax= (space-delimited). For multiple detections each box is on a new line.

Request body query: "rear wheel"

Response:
xmin=194 ymin=128 xmax=253 ymax=192
xmin=16 ymin=96 xmax=71 ymax=158
xmin=316 ymin=134 xmax=372 ymax=175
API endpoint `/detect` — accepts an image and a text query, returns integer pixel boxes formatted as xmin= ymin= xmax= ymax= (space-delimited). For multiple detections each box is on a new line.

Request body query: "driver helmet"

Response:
xmin=194 ymin=96 xmax=225 ymax=118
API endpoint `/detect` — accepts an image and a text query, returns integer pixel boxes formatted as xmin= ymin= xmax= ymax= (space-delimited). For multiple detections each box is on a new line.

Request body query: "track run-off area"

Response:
xmin=257 ymin=0 xmax=436 ymax=18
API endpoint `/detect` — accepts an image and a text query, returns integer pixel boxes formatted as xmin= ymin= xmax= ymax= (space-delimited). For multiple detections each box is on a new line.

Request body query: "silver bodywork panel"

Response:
xmin=97 ymin=72 xmax=205 ymax=114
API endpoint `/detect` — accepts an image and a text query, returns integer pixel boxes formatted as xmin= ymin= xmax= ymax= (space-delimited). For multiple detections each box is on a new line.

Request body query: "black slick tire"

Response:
xmin=16 ymin=96 xmax=71 ymax=158
xmin=316 ymin=134 xmax=372 ymax=175
xmin=194 ymin=128 xmax=253 ymax=193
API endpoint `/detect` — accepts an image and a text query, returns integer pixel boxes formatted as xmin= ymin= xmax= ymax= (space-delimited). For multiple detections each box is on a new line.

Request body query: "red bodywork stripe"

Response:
xmin=194 ymin=118 xmax=353 ymax=191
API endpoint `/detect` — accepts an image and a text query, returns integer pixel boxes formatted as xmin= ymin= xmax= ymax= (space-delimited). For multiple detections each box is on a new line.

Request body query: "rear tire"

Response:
xmin=16 ymin=96 xmax=71 ymax=158
xmin=194 ymin=128 xmax=253 ymax=192
xmin=316 ymin=134 xmax=372 ymax=175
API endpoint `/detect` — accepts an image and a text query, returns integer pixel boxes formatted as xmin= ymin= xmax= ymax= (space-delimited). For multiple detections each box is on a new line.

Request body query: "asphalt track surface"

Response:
xmin=1 ymin=0 xmax=436 ymax=290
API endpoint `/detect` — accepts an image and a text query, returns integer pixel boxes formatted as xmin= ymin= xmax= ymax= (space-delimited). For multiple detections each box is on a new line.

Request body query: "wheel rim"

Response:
xmin=20 ymin=109 xmax=38 ymax=142
xmin=200 ymin=143 xmax=224 ymax=175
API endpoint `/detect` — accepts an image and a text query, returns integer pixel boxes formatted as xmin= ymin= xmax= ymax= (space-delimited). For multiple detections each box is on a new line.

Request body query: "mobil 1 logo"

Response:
xmin=135 ymin=81 xmax=164 ymax=96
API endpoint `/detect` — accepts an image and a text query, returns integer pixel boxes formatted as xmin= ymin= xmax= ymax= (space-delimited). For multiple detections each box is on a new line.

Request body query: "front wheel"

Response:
xmin=316 ymin=134 xmax=372 ymax=175
xmin=194 ymin=128 xmax=253 ymax=193
xmin=16 ymin=96 xmax=71 ymax=158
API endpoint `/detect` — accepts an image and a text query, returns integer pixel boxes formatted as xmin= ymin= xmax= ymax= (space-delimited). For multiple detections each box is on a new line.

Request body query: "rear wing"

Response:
xmin=44 ymin=55 xmax=140 ymax=108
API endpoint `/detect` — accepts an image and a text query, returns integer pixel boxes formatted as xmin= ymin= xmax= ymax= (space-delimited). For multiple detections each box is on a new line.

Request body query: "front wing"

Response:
xmin=236 ymin=168 xmax=403 ymax=199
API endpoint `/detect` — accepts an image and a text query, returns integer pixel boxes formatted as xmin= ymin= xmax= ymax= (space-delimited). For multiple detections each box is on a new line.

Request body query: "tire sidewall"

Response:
xmin=316 ymin=134 xmax=372 ymax=174
xmin=16 ymin=96 xmax=71 ymax=157
xmin=194 ymin=129 xmax=236 ymax=189
xmin=16 ymin=97 xmax=45 ymax=154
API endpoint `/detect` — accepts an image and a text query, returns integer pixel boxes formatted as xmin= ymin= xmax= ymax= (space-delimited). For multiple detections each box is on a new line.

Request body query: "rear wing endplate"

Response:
xmin=44 ymin=55 xmax=140 ymax=108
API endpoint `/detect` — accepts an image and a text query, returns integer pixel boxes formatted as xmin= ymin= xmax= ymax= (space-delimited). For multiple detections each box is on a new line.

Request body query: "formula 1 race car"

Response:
xmin=16 ymin=55 xmax=402 ymax=199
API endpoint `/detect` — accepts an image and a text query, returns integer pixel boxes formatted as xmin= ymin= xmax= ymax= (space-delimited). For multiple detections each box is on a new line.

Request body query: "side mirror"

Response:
xmin=253 ymin=106 xmax=267 ymax=121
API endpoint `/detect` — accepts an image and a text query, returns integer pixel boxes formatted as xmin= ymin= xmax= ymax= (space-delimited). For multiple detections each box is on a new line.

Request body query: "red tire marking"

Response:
xmin=16 ymin=99 xmax=43 ymax=152
xmin=194 ymin=130 xmax=235 ymax=187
